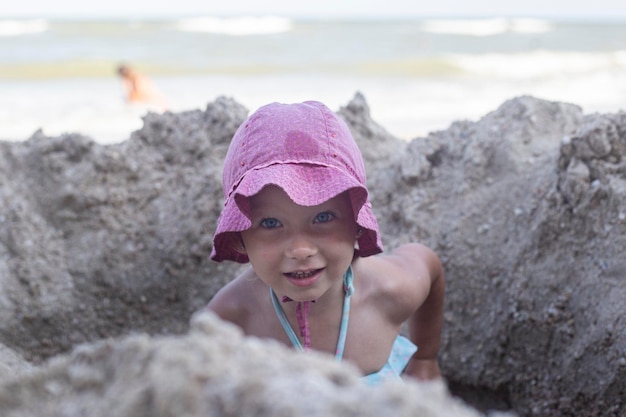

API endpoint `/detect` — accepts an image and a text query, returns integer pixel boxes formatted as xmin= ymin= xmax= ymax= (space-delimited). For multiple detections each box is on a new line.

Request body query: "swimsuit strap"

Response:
xmin=270 ymin=266 xmax=354 ymax=361
xmin=335 ymin=265 xmax=354 ymax=360
xmin=270 ymin=288 xmax=304 ymax=349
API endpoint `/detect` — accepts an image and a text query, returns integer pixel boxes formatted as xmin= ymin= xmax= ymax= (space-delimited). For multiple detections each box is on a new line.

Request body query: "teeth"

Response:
xmin=292 ymin=270 xmax=314 ymax=278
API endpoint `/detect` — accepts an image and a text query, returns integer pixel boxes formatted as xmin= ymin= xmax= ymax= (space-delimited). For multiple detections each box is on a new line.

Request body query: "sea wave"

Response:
xmin=420 ymin=18 xmax=552 ymax=37
xmin=174 ymin=16 xmax=292 ymax=36
xmin=0 ymin=19 xmax=49 ymax=37
xmin=450 ymin=50 xmax=626 ymax=78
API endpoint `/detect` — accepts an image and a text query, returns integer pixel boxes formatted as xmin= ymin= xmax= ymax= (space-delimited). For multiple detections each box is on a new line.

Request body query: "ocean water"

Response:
xmin=1 ymin=16 xmax=626 ymax=143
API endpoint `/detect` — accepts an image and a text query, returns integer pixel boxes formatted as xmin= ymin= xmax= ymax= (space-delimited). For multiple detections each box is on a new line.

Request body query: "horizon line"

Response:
xmin=2 ymin=12 xmax=626 ymax=22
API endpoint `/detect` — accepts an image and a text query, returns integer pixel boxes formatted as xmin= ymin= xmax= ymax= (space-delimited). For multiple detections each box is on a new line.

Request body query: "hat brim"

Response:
xmin=211 ymin=163 xmax=383 ymax=262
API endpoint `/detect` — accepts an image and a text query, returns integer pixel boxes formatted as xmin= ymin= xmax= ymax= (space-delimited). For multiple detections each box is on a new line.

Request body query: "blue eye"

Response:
xmin=260 ymin=218 xmax=281 ymax=229
xmin=314 ymin=212 xmax=335 ymax=223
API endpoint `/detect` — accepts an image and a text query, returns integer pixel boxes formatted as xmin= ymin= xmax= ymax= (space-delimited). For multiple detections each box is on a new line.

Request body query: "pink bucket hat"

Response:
xmin=211 ymin=100 xmax=383 ymax=263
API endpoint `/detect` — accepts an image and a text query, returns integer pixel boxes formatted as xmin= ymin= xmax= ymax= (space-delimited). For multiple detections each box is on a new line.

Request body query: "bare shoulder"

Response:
xmin=387 ymin=243 xmax=442 ymax=283
xmin=205 ymin=267 xmax=261 ymax=327
xmin=358 ymin=243 xmax=442 ymax=322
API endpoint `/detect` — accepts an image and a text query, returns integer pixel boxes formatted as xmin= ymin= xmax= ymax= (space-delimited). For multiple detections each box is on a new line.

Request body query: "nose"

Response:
xmin=285 ymin=234 xmax=318 ymax=260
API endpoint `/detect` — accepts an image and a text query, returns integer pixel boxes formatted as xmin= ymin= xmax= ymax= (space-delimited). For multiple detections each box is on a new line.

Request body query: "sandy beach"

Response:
xmin=0 ymin=93 xmax=623 ymax=417
xmin=1 ymin=12 xmax=626 ymax=417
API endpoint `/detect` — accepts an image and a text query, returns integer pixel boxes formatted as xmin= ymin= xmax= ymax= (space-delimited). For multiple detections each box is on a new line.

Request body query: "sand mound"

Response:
xmin=0 ymin=312 xmax=482 ymax=417
xmin=0 ymin=93 xmax=623 ymax=416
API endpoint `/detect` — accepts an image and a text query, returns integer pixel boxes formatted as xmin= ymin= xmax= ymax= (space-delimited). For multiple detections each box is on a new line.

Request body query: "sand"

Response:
xmin=0 ymin=93 xmax=623 ymax=417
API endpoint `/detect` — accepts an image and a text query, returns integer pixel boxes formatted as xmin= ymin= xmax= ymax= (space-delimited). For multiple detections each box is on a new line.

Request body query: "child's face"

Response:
xmin=241 ymin=185 xmax=358 ymax=302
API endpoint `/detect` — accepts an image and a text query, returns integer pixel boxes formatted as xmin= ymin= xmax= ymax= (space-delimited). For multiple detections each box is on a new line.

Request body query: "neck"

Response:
xmin=280 ymin=265 xmax=353 ymax=317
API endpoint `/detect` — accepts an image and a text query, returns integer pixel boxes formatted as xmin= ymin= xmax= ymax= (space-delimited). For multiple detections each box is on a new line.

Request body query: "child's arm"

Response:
xmin=399 ymin=244 xmax=445 ymax=380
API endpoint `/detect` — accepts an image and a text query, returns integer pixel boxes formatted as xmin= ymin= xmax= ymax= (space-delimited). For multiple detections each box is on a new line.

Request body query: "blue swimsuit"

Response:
xmin=270 ymin=267 xmax=418 ymax=385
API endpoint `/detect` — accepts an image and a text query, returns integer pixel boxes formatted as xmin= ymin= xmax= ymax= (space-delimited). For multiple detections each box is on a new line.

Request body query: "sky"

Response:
xmin=2 ymin=0 xmax=626 ymax=19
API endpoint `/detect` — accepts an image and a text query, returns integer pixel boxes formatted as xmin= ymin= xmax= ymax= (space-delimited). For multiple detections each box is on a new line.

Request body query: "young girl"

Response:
xmin=207 ymin=100 xmax=444 ymax=384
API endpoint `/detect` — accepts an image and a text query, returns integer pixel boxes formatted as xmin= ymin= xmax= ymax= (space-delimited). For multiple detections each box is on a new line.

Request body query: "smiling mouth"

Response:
xmin=286 ymin=269 xmax=322 ymax=279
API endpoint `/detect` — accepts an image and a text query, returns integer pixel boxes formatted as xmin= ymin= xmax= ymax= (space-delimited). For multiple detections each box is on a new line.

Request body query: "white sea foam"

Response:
xmin=509 ymin=18 xmax=553 ymax=34
xmin=451 ymin=50 xmax=626 ymax=78
xmin=175 ymin=16 xmax=293 ymax=36
xmin=0 ymin=19 xmax=49 ymax=36
xmin=420 ymin=18 xmax=552 ymax=37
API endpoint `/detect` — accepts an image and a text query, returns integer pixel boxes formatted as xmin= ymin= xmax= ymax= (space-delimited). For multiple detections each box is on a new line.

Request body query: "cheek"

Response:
xmin=322 ymin=230 xmax=357 ymax=255
xmin=241 ymin=231 xmax=279 ymax=258
xmin=336 ymin=221 xmax=359 ymax=245
xmin=332 ymin=229 xmax=356 ymax=245
xmin=240 ymin=230 xmax=257 ymax=250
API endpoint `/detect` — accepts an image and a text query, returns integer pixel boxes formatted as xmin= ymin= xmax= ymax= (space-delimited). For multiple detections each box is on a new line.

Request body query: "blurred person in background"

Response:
xmin=117 ymin=64 xmax=168 ymax=111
